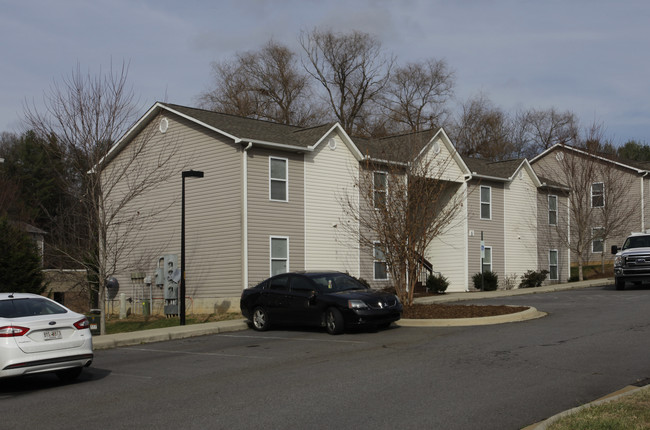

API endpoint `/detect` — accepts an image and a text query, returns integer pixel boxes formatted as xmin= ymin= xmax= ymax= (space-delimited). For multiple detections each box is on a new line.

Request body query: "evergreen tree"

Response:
xmin=0 ymin=216 xmax=46 ymax=294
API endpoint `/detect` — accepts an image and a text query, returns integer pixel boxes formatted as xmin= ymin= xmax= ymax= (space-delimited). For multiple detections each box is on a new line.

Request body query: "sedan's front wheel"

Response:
xmin=252 ymin=307 xmax=270 ymax=331
xmin=325 ymin=308 xmax=344 ymax=335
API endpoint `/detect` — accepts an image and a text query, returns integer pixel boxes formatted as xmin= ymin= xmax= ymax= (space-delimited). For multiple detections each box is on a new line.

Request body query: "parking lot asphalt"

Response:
xmin=93 ymin=277 xmax=642 ymax=429
xmin=92 ymin=278 xmax=612 ymax=350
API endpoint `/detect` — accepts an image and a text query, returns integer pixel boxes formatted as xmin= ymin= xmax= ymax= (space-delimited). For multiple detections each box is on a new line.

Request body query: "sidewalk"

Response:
xmin=93 ymin=278 xmax=613 ymax=350
xmin=414 ymin=278 xmax=612 ymax=304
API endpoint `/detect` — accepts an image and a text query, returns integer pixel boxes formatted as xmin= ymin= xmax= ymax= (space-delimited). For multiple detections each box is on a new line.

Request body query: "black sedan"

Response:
xmin=240 ymin=271 xmax=402 ymax=335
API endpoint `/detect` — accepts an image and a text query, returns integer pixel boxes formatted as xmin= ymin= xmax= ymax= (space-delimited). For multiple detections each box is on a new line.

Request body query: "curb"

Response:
xmin=526 ymin=385 xmax=650 ymax=429
xmin=92 ymin=319 xmax=249 ymax=350
xmin=396 ymin=306 xmax=546 ymax=327
xmin=93 ymin=279 xmax=610 ymax=350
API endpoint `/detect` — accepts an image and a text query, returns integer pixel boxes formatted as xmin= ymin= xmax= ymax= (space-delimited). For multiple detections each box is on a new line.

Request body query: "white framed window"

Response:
xmin=549 ymin=249 xmax=558 ymax=280
xmin=548 ymin=195 xmax=557 ymax=225
xmin=591 ymin=182 xmax=604 ymax=208
xmin=480 ymin=186 xmax=491 ymax=220
xmin=482 ymin=246 xmax=492 ymax=273
xmin=270 ymin=236 xmax=289 ymax=276
xmin=592 ymin=227 xmax=604 ymax=253
xmin=269 ymin=157 xmax=288 ymax=201
xmin=373 ymin=242 xmax=388 ymax=280
xmin=373 ymin=171 xmax=387 ymax=209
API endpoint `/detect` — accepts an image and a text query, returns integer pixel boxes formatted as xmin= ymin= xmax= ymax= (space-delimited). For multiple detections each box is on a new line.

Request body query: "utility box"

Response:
xmin=158 ymin=254 xmax=179 ymax=316
xmin=87 ymin=309 xmax=101 ymax=336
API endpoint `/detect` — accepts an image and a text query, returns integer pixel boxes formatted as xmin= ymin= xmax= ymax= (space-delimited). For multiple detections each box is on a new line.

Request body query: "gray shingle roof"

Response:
xmin=162 ymin=103 xmax=336 ymax=148
xmin=354 ymin=130 xmax=437 ymax=162
xmin=462 ymin=157 xmax=524 ymax=179
xmin=159 ymin=104 xmax=536 ymax=181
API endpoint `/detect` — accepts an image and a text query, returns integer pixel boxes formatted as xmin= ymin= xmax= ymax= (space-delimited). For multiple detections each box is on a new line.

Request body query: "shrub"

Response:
xmin=426 ymin=273 xmax=449 ymax=294
xmin=519 ymin=270 xmax=549 ymax=288
xmin=472 ymin=271 xmax=498 ymax=291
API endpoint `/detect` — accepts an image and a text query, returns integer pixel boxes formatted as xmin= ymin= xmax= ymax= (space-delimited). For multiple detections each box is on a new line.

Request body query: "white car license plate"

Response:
xmin=43 ymin=330 xmax=62 ymax=340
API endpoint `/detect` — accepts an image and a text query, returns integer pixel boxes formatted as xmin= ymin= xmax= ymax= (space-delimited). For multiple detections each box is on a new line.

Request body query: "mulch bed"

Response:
xmin=402 ymin=303 xmax=529 ymax=319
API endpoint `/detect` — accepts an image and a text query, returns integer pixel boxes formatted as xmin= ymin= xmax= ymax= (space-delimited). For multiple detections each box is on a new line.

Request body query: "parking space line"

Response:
xmin=127 ymin=347 xmax=273 ymax=359
xmin=219 ymin=334 xmax=368 ymax=344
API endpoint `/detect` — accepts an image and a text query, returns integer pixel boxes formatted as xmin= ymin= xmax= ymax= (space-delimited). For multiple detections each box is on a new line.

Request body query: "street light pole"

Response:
xmin=181 ymin=169 xmax=204 ymax=325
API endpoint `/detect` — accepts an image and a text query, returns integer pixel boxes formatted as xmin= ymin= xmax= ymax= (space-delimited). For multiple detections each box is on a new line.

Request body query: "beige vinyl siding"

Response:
xmin=421 ymin=136 xmax=466 ymax=183
xmin=467 ymin=180 xmax=505 ymax=288
xmin=105 ymin=113 xmax=244 ymax=301
xmin=304 ymin=133 xmax=360 ymax=276
xmin=504 ymin=168 xmax=538 ymax=281
xmin=533 ymin=147 xmax=643 ymax=266
xmin=536 ymin=189 xmax=569 ymax=283
xmin=246 ymin=147 xmax=305 ymax=286
xmin=427 ymin=182 xmax=469 ymax=292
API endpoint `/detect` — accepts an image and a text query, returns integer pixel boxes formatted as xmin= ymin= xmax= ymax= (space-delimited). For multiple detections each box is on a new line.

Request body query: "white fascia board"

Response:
xmin=470 ymin=174 xmax=510 ymax=183
xmin=161 ymin=104 xmax=242 ymax=143
xmin=421 ymin=128 xmax=473 ymax=175
xmin=509 ymin=159 xmax=543 ymax=187
xmin=531 ymin=143 xmax=647 ymax=174
xmin=309 ymin=123 xmax=364 ymax=161
xmin=241 ymin=138 xmax=312 ymax=152
xmin=529 ymin=145 xmax=556 ymax=164
xmin=91 ymin=102 xmax=163 ymax=172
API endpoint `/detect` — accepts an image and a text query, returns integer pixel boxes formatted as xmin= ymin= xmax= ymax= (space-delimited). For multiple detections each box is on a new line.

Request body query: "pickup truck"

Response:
xmin=611 ymin=233 xmax=650 ymax=290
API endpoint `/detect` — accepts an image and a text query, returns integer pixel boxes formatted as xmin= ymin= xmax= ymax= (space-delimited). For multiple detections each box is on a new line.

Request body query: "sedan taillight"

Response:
xmin=0 ymin=325 xmax=29 ymax=337
xmin=73 ymin=318 xmax=90 ymax=330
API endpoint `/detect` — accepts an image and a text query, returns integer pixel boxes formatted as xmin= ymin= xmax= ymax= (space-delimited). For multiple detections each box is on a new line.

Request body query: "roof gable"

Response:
xmin=531 ymin=143 xmax=648 ymax=174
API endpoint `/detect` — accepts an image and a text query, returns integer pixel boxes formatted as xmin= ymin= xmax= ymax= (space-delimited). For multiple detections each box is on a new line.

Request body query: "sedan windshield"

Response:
xmin=0 ymin=298 xmax=68 ymax=318
xmin=307 ymin=274 xmax=368 ymax=292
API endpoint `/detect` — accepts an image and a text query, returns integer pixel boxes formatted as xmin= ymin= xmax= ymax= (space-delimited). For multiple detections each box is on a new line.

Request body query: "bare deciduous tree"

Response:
xmin=534 ymin=144 xmax=637 ymax=281
xmin=24 ymin=61 xmax=181 ymax=334
xmin=378 ymin=59 xmax=454 ymax=134
xmin=341 ymin=134 xmax=465 ymax=305
xmin=198 ymin=41 xmax=322 ymax=126
xmin=520 ymin=107 xmax=579 ymax=157
xmin=300 ymin=29 xmax=394 ymax=135
xmin=450 ymin=94 xmax=514 ymax=160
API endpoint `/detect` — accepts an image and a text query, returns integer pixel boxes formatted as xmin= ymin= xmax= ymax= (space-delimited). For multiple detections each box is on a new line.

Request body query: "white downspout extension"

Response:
xmin=243 ymin=142 xmax=253 ymax=290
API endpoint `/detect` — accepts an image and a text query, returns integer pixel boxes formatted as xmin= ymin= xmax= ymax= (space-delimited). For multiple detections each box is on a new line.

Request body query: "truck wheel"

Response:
xmin=615 ymin=278 xmax=625 ymax=290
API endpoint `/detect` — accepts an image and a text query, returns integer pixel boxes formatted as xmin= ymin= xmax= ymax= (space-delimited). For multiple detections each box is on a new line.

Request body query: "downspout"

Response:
xmin=243 ymin=142 xmax=253 ymax=289
xmin=464 ymin=174 xmax=472 ymax=291
xmin=642 ymin=173 xmax=647 ymax=232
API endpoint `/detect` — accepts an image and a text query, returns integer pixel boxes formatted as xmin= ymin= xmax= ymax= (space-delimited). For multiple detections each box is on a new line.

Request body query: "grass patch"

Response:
xmin=548 ymin=386 xmax=650 ymax=429
xmin=104 ymin=312 xmax=243 ymax=335
xmin=570 ymin=263 xmax=614 ymax=281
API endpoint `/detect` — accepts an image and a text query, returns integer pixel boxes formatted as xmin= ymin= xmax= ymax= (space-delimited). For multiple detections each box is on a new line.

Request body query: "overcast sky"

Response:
xmin=2 ymin=0 xmax=649 ymax=145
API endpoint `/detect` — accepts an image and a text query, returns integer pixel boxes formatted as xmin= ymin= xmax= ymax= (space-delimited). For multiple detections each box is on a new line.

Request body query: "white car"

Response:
xmin=0 ymin=292 xmax=93 ymax=381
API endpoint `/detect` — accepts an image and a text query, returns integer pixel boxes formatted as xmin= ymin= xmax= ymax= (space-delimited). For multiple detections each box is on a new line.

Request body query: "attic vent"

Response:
xmin=432 ymin=141 xmax=441 ymax=154
xmin=556 ymin=152 xmax=564 ymax=161
xmin=159 ymin=117 xmax=169 ymax=134
xmin=518 ymin=171 xmax=524 ymax=180
xmin=328 ymin=138 xmax=336 ymax=150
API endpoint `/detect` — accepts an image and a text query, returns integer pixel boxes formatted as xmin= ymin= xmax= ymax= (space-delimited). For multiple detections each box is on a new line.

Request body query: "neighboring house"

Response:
xmin=531 ymin=144 xmax=650 ymax=270
xmin=12 ymin=221 xmax=46 ymax=265
xmin=102 ymin=103 xmax=570 ymax=313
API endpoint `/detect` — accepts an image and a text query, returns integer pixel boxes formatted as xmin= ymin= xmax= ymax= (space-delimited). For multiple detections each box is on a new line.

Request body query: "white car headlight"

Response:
xmin=348 ymin=299 xmax=368 ymax=309
xmin=614 ymin=256 xmax=623 ymax=267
